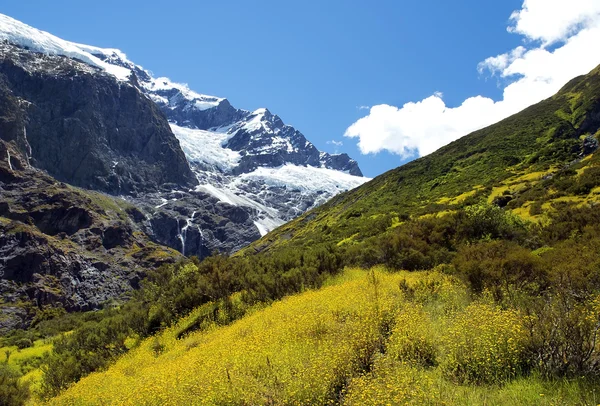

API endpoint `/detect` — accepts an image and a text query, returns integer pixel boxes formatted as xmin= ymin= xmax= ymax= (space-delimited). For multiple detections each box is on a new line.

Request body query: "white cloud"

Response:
xmin=327 ymin=140 xmax=344 ymax=146
xmin=345 ymin=0 xmax=600 ymax=159
xmin=357 ymin=105 xmax=370 ymax=110
xmin=508 ymin=0 xmax=600 ymax=45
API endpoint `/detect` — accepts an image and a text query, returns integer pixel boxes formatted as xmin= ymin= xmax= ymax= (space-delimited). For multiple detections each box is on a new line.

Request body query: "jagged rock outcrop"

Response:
xmin=0 ymin=140 xmax=182 ymax=333
xmin=0 ymin=42 xmax=196 ymax=195
xmin=0 ymin=14 xmax=368 ymax=262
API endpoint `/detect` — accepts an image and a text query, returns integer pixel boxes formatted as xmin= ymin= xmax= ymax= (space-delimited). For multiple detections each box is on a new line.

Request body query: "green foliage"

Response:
xmin=0 ymin=363 xmax=30 ymax=406
xmin=8 ymin=65 xmax=600 ymax=401
xmin=455 ymin=204 xmax=528 ymax=242
xmin=38 ymin=245 xmax=346 ymax=396
xmin=452 ymin=240 xmax=546 ymax=297
xmin=524 ymin=294 xmax=600 ymax=378
xmin=247 ymin=71 xmax=599 ymax=256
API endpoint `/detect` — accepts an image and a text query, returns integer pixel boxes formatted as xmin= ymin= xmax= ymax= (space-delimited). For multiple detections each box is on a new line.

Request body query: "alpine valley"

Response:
xmin=2 ymin=8 xmax=600 ymax=406
xmin=0 ymin=14 xmax=366 ymax=329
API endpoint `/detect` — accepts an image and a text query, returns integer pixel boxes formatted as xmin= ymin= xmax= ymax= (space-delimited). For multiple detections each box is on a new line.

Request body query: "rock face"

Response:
xmin=0 ymin=42 xmax=196 ymax=195
xmin=0 ymin=14 xmax=368 ymax=261
xmin=222 ymin=108 xmax=363 ymax=176
xmin=0 ymin=14 xmax=370 ymax=332
xmin=86 ymin=44 xmax=367 ymax=248
xmin=0 ymin=140 xmax=182 ymax=333
xmin=129 ymin=191 xmax=262 ymax=258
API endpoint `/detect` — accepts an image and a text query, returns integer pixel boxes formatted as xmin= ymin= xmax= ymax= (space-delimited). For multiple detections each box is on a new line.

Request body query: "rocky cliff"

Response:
xmin=0 ymin=14 xmax=367 ymax=260
xmin=0 ymin=140 xmax=183 ymax=332
xmin=0 ymin=42 xmax=196 ymax=195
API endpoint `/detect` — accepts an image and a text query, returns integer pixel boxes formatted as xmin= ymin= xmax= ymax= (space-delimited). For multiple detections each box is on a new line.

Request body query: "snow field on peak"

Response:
xmin=171 ymin=122 xmax=368 ymax=201
xmin=170 ymin=123 xmax=240 ymax=172
xmin=0 ymin=13 xmax=223 ymax=109
xmin=0 ymin=14 xmax=131 ymax=80
xmin=235 ymin=164 xmax=369 ymax=195
xmin=242 ymin=109 xmax=270 ymax=133
xmin=143 ymin=77 xmax=224 ymax=111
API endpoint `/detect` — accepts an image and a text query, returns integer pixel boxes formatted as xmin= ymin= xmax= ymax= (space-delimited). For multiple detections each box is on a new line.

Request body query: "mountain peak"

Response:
xmin=0 ymin=12 xmax=367 ymax=252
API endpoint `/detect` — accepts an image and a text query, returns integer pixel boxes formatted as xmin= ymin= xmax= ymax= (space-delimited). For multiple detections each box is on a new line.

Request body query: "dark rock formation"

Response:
xmin=0 ymin=140 xmax=182 ymax=333
xmin=224 ymin=109 xmax=363 ymax=177
xmin=0 ymin=42 xmax=196 ymax=195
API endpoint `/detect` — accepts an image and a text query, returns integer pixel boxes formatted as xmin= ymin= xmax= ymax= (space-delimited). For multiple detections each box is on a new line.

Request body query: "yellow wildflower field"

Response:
xmin=42 ymin=268 xmax=599 ymax=406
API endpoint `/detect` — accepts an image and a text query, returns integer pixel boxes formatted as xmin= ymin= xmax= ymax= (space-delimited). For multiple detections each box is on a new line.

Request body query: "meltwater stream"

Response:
xmin=178 ymin=211 xmax=196 ymax=256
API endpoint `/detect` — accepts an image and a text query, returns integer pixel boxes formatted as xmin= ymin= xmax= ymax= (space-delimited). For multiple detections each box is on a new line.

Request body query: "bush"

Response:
xmin=442 ymin=303 xmax=528 ymax=384
xmin=524 ymin=293 xmax=600 ymax=378
xmin=387 ymin=305 xmax=437 ymax=367
xmin=0 ymin=363 xmax=30 ymax=406
xmin=15 ymin=339 xmax=33 ymax=350
xmin=453 ymin=240 xmax=546 ymax=299
xmin=455 ymin=204 xmax=528 ymax=242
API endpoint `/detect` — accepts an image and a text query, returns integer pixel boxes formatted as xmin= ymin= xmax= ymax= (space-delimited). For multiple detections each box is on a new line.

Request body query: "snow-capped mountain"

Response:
xmin=0 ymin=13 xmax=368 ymax=256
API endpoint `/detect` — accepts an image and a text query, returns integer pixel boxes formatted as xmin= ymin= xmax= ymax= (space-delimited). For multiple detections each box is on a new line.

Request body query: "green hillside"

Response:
xmin=4 ymin=66 xmax=600 ymax=405
xmin=247 ymin=64 xmax=600 ymax=256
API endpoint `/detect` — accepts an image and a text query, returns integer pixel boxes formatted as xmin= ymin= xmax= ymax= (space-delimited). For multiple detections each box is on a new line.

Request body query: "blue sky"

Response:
xmin=3 ymin=1 xmax=600 ymax=177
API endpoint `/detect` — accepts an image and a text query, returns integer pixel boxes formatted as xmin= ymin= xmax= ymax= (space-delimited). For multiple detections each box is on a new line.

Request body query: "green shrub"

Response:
xmin=453 ymin=240 xmax=546 ymax=299
xmin=0 ymin=363 xmax=30 ymax=406
xmin=455 ymin=204 xmax=528 ymax=242
xmin=524 ymin=293 xmax=600 ymax=378
xmin=14 ymin=339 xmax=33 ymax=350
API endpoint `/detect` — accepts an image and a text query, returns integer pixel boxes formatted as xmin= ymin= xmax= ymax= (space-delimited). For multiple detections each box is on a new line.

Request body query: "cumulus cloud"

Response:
xmin=508 ymin=0 xmax=600 ymax=45
xmin=345 ymin=0 xmax=600 ymax=159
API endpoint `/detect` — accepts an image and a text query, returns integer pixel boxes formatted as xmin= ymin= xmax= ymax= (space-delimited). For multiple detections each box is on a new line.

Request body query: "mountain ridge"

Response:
xmin=0 ymin=13 xmax=368 ymax=258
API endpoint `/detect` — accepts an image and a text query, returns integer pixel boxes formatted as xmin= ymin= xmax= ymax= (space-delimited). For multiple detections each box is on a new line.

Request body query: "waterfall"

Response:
xmin=197 ymin=224 xmax=205 ymax=257
xmin=23 ymin=126 xmax=32 ymax=165
xmin=177 ymin=220 xmax=185 ymax=256
xmin=178 ymin=211 xmax=196 ymax=256
xmin=6 ymin=149 xmax=13 ymax=171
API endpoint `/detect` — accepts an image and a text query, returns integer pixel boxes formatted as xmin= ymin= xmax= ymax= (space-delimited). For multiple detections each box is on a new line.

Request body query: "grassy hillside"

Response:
xmin=247 ymin=64 xmax=600 ymax=255
xmin=4 ymin=66 xmax=600 ymax=406
xmin=45 ymin=269 xmax=599 ymax=405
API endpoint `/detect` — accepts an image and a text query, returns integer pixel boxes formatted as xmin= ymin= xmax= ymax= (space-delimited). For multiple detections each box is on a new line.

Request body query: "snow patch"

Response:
xmin=253 ymin=221 xmax=269 ymax=236
xmin=155 ymin=198 xmax=168 ymax=209
xmin=242 ymin=109 xmax=268 ymax=132
xmin=0 ymin=14 xmax=131 ymax=80
xmin=237 ymin=164 xmax=369 ymax=195
xmin=144 ymin=77 xmax=223 ymax=111
xmin=170 ymin=123 xmax=241 ymax=171
xmin=196 ymin=183 xmax=280 ymax=217
xmin=253 ymin=217 xmax=284 ymax=237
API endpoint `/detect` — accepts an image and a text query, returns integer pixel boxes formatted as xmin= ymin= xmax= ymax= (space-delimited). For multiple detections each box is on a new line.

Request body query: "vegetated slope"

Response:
xmin=248 ymin=64 xmax=600 ymax=255
xmin=11 ymin=66 xmax=600 ymax=404
xmin=48 ymin=269 xmax=599 ymax=406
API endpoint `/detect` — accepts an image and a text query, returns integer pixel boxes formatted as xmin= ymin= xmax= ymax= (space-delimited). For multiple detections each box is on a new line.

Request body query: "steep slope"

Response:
xmin=0 ymin=13 xmax=368 ymax=257
xmin=248 ymin=64 xmax=600 ymax=254
xmin=0 ymin=140 xmax=182 ymax=333
xmin=0 ymin=42 xmax=196 ymax=195
xmin=45 ymin=268 xmax=600 ymax=406
xmin=86 ymin=42 xmax=367 ymax=238
xmin=10 ymin=64 xmax=600 ymax=405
